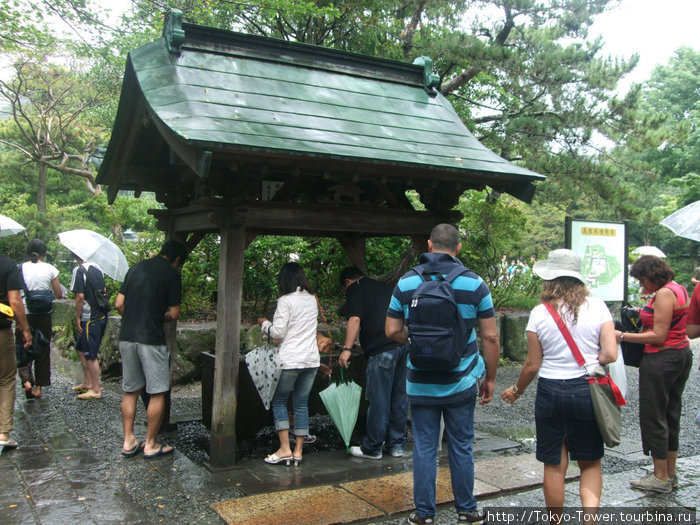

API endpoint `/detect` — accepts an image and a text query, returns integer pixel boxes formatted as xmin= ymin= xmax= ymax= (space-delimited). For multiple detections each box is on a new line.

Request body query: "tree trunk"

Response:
xmin=36 ymin=163 xmax=48 ymax=214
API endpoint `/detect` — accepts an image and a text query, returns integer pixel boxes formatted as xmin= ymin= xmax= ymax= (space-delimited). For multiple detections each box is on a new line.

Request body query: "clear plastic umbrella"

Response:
xmin=660 ymin=200 xmax=700 ymax=243
xmin=58 ymin=229 xmax=129 ymax=281
xmin=319 ymin=368 xmax=362 ymax=453
xmin=0 ymin=215 xmax=26 ymax=238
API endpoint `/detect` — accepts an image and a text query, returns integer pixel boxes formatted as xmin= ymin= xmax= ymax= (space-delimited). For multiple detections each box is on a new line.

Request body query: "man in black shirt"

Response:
xmin=338 ymin=267 xmax=409 ymax=459
xmin=0 ymin=244 xmax=32 ymax=447
xmin=115 ymin=240 xmax=186 ymax=458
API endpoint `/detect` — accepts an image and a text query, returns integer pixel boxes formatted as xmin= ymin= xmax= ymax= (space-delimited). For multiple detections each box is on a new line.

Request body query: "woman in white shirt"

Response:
xmin=501 ymin=250 xmax=617 ymax=517
xmin=17 ymin=239 xmax=62 ymax=399
xmin=258 ymin=262 xmax=320 ymax=466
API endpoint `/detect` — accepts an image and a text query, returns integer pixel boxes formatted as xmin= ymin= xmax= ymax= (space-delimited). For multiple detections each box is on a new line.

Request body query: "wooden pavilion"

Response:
xmin=97 ymin=10 xmax=544 ymax=467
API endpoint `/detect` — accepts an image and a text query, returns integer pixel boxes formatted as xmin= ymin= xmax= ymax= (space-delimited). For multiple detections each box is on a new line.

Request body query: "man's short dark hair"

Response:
xmin=339 ymin=266 xmax=364 ymax=286
xmin=430 ymin=224 xmax=460 ymax=252
xmin=159 ymin=240 xmax=188 ymax=265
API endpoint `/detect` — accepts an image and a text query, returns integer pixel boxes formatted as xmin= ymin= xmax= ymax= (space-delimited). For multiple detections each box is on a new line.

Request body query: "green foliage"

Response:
xmin=455 ymin=189 xmax=540 ymax=308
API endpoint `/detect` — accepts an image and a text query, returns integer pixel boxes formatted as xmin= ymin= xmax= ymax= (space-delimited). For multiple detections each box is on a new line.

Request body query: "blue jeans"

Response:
xmin=271 ymin=367 xmax=317 ymax=436
xmin=361 ymin=345 xmax=409 ymax=455
xmin=410 ymin=385 xmax=477 ymax=517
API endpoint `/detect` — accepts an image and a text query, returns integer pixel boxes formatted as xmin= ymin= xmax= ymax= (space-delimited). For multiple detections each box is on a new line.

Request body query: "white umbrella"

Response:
xmin=0 ymin=215 xmax=26 ymax=238
xmin=58 ymin=229 xmax=129 ymax=281
xmin=632 ymin=246 xmax=666 ymax=258
xmin=660 ymin=200 xmax=700 ymax=243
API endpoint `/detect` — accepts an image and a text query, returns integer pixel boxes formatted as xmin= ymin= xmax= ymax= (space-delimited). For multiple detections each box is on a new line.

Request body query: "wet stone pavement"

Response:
xmin=0 ymin=341 xmax=698 ymax=524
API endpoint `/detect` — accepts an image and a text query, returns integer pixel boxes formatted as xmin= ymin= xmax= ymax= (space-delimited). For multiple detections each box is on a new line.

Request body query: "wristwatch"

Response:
xmin=620 ymin=333 xmax=625 ymax=342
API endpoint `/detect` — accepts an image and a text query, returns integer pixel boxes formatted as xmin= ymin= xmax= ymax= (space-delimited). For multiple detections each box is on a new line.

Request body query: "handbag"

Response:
xmin=15 ymin=328 xmax=49 ymax=368
xmin=618 ymin=305 xmax=644 ymax=367
xmin=544 ymin=303 xmax=626 ymax=448
xmin=315 ymin=296 xmax=334 ymax=354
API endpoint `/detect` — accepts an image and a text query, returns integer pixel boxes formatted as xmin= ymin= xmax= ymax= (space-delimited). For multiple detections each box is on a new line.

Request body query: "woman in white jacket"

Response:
xmin=258 ymin=262 xmax=320 ymax=466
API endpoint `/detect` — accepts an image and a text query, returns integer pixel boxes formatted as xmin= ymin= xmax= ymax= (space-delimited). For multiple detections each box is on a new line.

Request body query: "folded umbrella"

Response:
xmin=58 ymin=229 xmax=129 ymax=281
xmin=244 ymin=343 xmax=282 ymax=411
xmin=319 ymin=368 xmax=362 ymax=453
xmin=0 ymin=215 xmax=26 ymax=238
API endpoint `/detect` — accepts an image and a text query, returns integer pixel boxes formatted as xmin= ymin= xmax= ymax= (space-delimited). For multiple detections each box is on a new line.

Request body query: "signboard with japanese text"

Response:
xmin=566 ymin=219 xmax=627 ymax=302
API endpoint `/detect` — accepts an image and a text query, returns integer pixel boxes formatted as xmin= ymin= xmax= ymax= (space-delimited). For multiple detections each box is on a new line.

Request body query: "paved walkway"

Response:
xmin=1 ymin=385 xmax=698 ymax=525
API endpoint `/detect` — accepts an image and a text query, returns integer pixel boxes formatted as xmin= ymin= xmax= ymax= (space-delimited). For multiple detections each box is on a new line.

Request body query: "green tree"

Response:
xmin=0 ymin=53 xmax=110 ymax=213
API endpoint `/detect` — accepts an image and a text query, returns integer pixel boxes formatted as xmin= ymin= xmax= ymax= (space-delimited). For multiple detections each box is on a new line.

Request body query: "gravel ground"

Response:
xmin=41 ymin=339 xmax=700 ymax=523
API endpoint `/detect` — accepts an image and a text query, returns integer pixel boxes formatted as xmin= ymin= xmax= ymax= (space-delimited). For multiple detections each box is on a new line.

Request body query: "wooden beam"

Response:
xmin=209 ymin=218 xmax=245 ymax=467
xmin=153 ymin=201 xmax=455 ymax=236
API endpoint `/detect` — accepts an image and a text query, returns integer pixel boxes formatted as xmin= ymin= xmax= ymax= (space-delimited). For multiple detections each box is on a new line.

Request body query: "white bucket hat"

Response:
xmin=533 ymin=249 xmax=584 ymax=283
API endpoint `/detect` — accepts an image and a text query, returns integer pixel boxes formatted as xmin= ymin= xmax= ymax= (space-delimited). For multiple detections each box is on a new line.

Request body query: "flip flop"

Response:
xmin=0 ymin=439 xmax=18 ymax=449
xmin=121 ymin=441 xmax=144 ymax=458
xmin=77 ymin=392 xmax=102 ymax=399
xmin=71 ymin=385 xmax=88 ymax=393
xmin=143 ymin=444 xmax=174 ymax=459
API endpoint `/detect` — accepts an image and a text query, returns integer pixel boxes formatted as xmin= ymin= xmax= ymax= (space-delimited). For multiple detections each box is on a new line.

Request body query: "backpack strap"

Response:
xmin=412 ymin=264 xmax=468 ymax=283
xmin=17 ymin=263 xmax=30 ymax=298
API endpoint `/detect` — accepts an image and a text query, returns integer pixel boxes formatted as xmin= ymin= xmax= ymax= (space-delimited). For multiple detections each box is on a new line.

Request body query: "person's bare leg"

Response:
xmin=271 ymin=429 xmax=292 ymax=459
xmin=543 ymin=444 xmax=568 ymax=525
xmin=144 ymin=393 xmax=172 ymax=455
xmin=651 ymin=454 xmax=669 ymax=480
xmin=293 ymin=433 xmax=304 ymax=460
xmin=666 ymin=451 xmax=677 ymax=478
xmin=85 ymin=358 xmax=101 ymax=395
xmin=77 ymin=352 xmax=92 ymax=390
xmin=121 ymin=390 xmax=141 ymax=452
xmin=578 ymin=459 xmax=602 ymax=518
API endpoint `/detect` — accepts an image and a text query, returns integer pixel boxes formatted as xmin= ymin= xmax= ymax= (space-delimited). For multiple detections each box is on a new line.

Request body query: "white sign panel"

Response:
xmin=569 ymin=220 xmax=626 ymax=301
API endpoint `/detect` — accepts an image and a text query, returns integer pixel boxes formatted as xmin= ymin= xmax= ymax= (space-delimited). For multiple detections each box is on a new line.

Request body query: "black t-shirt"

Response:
xmin=345 ymin=276 xmax=399 ymax=357
xmin=72 ymin=264 xmax=109 ymax=319
xmin=118 ymin=256 xmax=182 ymax=346
xmin=0 ymin=255 xmax=22 ymax=328
xmin=0 ymin=254 xmax=22 ymax=300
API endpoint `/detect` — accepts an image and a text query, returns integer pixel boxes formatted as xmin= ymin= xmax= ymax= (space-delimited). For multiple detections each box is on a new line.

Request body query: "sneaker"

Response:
xmin=289 ymin=434 xmax=317 ymax=444
xmin=389 ymin=449 xmax=404 ymax=458
xmin=407 ymin=512 xmax=434 ymax=524
xmin=458 ymin=508 xmax=486 ymax=522
xmin=349 ymin=445 xmax=382 ymax=460
xmin=629 ymin=472 xmax=672 ymax=493
xmin=669 ymin=473 xmax=678 ymax=489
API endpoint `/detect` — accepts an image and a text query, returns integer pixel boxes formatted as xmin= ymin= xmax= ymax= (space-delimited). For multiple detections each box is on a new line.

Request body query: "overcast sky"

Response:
xmin=590 ymin=0 xmax=700 ymax=91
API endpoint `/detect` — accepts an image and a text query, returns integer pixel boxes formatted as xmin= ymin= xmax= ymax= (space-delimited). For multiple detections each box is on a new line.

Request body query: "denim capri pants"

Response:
xmin=535 ymin=376 xmax=604 ymax=464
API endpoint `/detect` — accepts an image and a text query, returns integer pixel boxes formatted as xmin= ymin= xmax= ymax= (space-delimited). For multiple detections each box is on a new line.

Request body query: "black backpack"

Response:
xmin=406 ymin=265 xmax=472 ymax=370
xmin=78 ymin=266 xmax=111 ymax=313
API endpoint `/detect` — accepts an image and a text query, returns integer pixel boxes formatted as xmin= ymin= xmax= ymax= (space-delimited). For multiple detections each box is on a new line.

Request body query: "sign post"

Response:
xmin=565 ymin=218 xmax=628 ymax=303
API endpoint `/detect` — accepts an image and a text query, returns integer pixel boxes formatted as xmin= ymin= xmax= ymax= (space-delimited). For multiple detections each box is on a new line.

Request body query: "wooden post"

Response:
xmin=337 ymin=233 xmax=367 ymax=273
xmin=209 ymin=215 xmax=245 ymax=467
xmin=162 ymin=231 xmax=187 ymax=427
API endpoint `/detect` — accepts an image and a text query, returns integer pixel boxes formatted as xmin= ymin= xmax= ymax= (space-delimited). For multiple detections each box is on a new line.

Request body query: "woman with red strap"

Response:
xmin=501 ymin=249 xmax=617 ymax=522
xmin=615 ymin=255 xmax=691 ymax=493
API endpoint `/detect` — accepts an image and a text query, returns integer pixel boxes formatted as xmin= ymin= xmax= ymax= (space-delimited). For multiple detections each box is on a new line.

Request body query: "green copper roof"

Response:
xmin=97 ymin=11 xmax=543 ymax=208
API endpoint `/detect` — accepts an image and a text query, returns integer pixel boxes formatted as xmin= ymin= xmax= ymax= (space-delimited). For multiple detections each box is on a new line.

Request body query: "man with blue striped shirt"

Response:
xmin=386 ymin=224 xmax=500 ymax=524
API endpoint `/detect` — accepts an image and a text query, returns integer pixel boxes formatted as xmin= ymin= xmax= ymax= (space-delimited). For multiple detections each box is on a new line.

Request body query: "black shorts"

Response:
xmin=535 ymin=376 xmax=604 ymax=464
